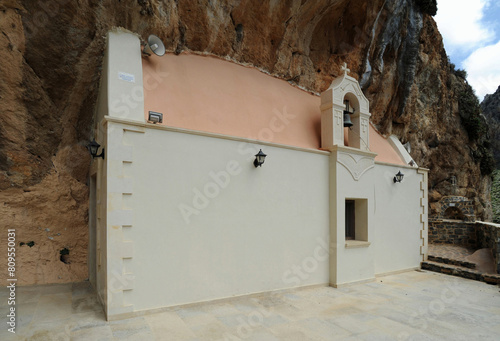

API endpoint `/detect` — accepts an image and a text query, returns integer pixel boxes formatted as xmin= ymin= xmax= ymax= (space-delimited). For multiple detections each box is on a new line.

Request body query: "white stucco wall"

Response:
xmin=329 ymin=148 xmax=426 ymax=287
xmin=329 ymin=148 xmax=377 ymax=286
xmin=102 ymin=119 xmax=427 ymax=316
xmin=94 ymin=29 xmax=427 ymax=318
xmin=99 ymin=29 xmax=144 ymax=123
xmin=106 ymin=120 xmax=330 ymax=314
xmin=371 ymin=163 xmax=425 ymax=275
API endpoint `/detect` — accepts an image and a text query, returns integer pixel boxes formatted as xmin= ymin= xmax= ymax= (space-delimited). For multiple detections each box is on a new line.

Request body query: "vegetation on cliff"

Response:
xmin=415 ymin=0 xmax=438 ymax=16
xmin=482 ymin=86 xmax=500 ymax=169
xmin=492 ymin=170 xmax=500 ymax=224
xmin=456 ymin=74 xmax=495 ymax=176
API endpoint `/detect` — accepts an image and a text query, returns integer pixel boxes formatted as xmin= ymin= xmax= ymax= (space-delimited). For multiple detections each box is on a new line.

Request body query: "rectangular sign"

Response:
xmin=118 ymin=72 xmax=135 ymax=83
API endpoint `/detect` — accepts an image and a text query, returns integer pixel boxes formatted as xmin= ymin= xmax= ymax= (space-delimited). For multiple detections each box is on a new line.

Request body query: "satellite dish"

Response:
xmin=142 ymin=34 xmax=165 ymax=57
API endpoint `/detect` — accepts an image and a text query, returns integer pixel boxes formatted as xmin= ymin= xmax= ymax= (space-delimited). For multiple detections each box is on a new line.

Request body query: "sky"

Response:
xmin=434 ymin=0 xmax=500 ymax=101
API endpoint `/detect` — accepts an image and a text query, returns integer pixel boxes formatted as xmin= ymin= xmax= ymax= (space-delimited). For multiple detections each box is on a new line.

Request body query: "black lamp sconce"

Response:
xmin=254 ymin=149 xmax=267 ymax=167
xmin=393 ymin=171 xmax=404 ymax=183
xmin=87 ymin=139 xmax=105 ymax=160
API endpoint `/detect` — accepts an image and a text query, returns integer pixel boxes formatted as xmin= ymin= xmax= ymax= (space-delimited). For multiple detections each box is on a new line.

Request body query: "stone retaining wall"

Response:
xmin=428 ymin=220 xmax=477 ymax=248
xmin=476 ymin=222 xmax=500 ymax=274
xmin=429 ymin=220 xmax=500 ymax=273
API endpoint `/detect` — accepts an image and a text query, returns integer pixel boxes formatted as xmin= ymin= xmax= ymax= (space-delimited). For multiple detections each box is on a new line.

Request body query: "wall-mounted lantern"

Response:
xmin=393 ymin=171 xmax=404 ymax=183
xmin=343 ymin=100 xmax=354 ymax=128
xmin=254 ymin=149 xmax=267 ymax=167
xmin=87 ymin=139 xmax=105 ymax=160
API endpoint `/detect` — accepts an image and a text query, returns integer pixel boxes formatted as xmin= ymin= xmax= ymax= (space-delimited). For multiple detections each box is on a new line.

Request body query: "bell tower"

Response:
xmin=320 ymin=63 xmax=371 ymax=151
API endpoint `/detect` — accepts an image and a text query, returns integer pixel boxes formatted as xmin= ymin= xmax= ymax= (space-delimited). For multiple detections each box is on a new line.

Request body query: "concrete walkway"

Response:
xmin=1 ymin=270 xmax=499 ymax=340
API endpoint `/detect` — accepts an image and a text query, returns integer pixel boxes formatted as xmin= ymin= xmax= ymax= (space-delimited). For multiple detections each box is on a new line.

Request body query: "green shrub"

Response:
xmin=454 ymin=69 xmax=467 ymax=79
xmin=458 ymin=84 xmax=484 ymax=141
xmin=480 ymin=149 xmax=496 ymax=175
xmin=415 ymin=0 xmax=437 ymax=16
xmin=492 ymin=170 xmax=500 ymax=223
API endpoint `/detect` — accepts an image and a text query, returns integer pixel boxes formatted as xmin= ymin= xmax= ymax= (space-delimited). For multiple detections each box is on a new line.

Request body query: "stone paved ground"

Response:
xmin=427 ymin=244 xmax=475 ymax=262
xmin=1 ymin=270 xmax=500 ymax=340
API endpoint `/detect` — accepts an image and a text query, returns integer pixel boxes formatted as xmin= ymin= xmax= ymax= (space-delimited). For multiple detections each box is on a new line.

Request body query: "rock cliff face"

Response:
xmin=482 ymin=86 xmax=500 ymax=168
xmin=0 ymin=0 xmax=492 ymax=285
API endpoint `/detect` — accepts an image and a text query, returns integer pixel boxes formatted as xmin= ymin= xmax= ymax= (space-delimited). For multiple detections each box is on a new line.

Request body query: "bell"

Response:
xmin=343 ymin=111 xmax=353 ymax=127
xmin=343 ymin=99 xmax=354 ymax=128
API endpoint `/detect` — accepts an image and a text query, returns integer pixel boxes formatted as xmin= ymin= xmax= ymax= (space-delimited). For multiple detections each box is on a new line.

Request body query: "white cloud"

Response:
xmin=462 ymin=40 xmax=500 ymax=100
xmin=434 ymin=0 xmax=494 ymax=53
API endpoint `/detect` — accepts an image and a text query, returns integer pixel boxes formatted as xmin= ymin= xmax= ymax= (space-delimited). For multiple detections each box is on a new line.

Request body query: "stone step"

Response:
xmin=421 ymin=261 xmax=500 ymax=285
xmin=427 ymin=255 xmax=476 ymax=269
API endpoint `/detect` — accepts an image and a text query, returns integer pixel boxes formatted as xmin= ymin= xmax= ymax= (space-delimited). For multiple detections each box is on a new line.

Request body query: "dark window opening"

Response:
xmin=345 ymin=200 xmax=355 ymax=240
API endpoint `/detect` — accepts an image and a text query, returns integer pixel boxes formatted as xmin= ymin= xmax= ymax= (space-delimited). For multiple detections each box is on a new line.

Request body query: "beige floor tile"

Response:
xmin=32 ymin=293 xmax=72 ymax=323
xmin=71 ymin=293 xmax=103 ymax=314
xmin=177 ymin=309 xmax=221 ymax=326
xmin=145 ymin=311 xmax=197 ymax=340
xmin=189 ymin=319 xmax=232 ymax=340
xmin=369 ymin=316 xmax=425 ymax=338
xmin=23 ymin=283 xmax=72 ymax=296
xmin=241 ymin=329 xmax=280 ymax=341
xmin=0 ymin=328 xmax=24 ymax=341
xmin=71 ymin=325 xmax=114 ymax=341
xmin=269 ymin=321 xmax=326 ymax=341
xmin=70 ymin=309 xmax=108 ymax=331
xmin=22 ymin=318 xmax=72 ymax=341
xmin=14 ymin=302 xmax=38 ymax=331
xmin=110 ymin=316 xmax=154 ymax=340
xmin=3 ymin=272 xmax=499 ymax=340
xmin=201 ymin=302 xmax=241 ymax=317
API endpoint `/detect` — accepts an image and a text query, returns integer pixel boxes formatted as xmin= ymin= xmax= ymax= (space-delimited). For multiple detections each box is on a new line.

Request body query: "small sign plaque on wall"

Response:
xmin=118 ymin=72 xmax=135 ymax=83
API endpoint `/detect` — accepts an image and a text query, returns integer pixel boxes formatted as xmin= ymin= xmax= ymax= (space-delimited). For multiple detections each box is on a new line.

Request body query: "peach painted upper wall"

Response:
xmin=142 ymin=53 xmax=405 ymax=165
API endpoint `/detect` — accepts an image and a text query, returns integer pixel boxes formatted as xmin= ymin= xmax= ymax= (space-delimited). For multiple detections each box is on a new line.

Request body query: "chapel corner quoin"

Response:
xmin=88 ymin=28 xmax=428 ymax=320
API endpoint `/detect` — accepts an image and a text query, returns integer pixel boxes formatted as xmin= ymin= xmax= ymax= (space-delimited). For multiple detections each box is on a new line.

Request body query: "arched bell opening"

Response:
xmin=343 ymin=92 xmax=360 ymax=147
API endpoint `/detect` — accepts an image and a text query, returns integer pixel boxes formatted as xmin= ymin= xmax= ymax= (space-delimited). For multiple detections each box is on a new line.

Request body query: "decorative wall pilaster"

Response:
xmin=418 ymin=169 xmax=429 ymax=261
xmin=106 ymin=123 xmax=144 ymax=318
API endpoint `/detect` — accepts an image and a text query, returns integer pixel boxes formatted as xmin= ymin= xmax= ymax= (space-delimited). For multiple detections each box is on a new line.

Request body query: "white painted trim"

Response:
xmin=388 ymin=135 xmax=415 ymax=166
xmin=103 ymin=115 xmax=331 ymax=156
xmin=417 ymin=167 xmax=430 ymax=173
xmin=332 ymin=277 xmax=376 ymax=288
xmin=107 ymin=283 xmax=330 ymax=321
xmin=375 ymin=161 xmax=424 ymax=170
xmin=475 ymin=221 xmax=500 ymax=228
xmin=328 ymin=144 xmax=378 ymax=158
xmin=345 ymin=240 xmax=371 ymax=248
xmin=375 ymin=267 xmax=419 ymax=278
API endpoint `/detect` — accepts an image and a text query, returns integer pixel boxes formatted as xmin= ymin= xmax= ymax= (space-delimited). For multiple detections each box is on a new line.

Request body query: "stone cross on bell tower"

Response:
xmin=341 ymin=62 xmax=350 ymax=75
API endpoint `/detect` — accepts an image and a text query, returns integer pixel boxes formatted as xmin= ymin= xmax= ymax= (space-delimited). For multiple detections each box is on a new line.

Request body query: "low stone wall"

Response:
xmin=429 ymin=220 xmax=500 ymax=273
xmin=428 ymin=220 xmax=477 ymax=248
xmin=476 ymin=222 xmax=500 ymax=274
